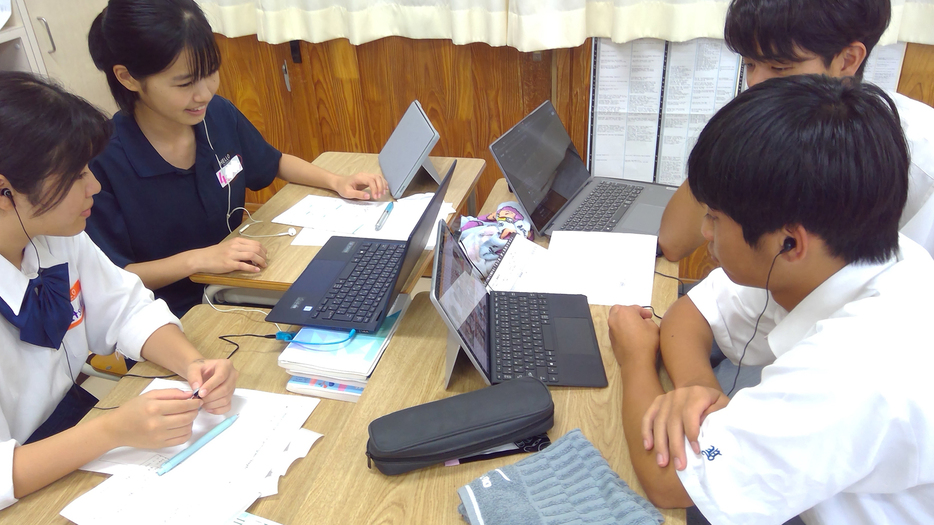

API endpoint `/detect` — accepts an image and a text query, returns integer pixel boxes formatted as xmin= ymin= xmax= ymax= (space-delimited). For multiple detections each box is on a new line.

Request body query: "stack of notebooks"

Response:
xmin=279 ymin=295 xmax=411 ymax=402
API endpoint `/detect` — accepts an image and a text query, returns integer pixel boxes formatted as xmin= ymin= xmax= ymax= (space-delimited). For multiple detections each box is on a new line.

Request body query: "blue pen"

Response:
xmin=156 ymin=414 xmax=239 ymax=476
xmin=374 ymin=202 xmax=393 ymax=231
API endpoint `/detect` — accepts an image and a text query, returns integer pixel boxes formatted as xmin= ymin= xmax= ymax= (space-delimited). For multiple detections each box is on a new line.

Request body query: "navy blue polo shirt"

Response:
xmin=86 ymin=96 xmax=281 ymax=316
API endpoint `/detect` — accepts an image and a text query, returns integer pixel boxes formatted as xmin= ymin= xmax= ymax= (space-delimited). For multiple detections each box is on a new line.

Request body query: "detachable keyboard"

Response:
xmin=561 ymin=180 xmax=643 ymax=232
xmin=491 ymin=291 xmax=558 ymax=384
xmin=309 ymin=241 xmax=404 ymax=324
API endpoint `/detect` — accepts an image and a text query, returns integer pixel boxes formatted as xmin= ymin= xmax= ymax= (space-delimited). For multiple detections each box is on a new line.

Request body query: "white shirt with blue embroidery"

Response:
xmin=0 ymin=232 xmax=179 ymax=510
xmin=681 ymin=236 xmax=934 ymax=524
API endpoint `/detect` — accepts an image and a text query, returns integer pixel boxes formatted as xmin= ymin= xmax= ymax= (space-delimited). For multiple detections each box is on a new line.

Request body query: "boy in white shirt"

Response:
xmin=0 ymin=72 xmax=238 ymax=509
xmin=610 ymin=75 xmax=934 ymax=523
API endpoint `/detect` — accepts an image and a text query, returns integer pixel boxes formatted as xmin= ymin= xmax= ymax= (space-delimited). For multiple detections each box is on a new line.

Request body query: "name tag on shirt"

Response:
xmin=216 ymin=155 xmax=243 ymax=188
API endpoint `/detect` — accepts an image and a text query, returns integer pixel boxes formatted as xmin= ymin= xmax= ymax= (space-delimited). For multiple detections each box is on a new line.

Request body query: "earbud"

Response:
xmin=780 ymin=237 xmax=796 ymax=254
xmin=1 ymin=188 xmax=15 ymax=208
xmin=239 ymin=224 xmax=297 ymax=238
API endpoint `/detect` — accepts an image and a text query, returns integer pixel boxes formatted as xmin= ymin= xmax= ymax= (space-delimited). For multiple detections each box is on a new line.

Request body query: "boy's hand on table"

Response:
xmin=642 ymin=385 xmax=729 ymax=471
xmin=608 ymin=304 xmax=660 ymax=368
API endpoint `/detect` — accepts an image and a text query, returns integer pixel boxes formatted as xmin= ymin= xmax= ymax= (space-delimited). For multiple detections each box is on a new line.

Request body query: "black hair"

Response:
xmin=88 ymin=0 xmax=221 ymax=116
xmin=0 ymin=72 xmax=111 ymax=215
xmin=724 ymin=0 xmax=891 ymax=79
xmin=688 ymin=75 xmax=908 ymax=264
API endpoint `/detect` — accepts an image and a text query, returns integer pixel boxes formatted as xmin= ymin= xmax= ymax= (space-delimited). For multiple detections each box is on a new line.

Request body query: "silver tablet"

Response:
xmin=379 ymin=100 xmax=441 ymax=199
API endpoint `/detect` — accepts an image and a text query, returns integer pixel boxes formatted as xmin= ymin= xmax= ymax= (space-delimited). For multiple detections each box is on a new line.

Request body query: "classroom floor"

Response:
xmin=80 ymin=277 xmax=434 ymax=402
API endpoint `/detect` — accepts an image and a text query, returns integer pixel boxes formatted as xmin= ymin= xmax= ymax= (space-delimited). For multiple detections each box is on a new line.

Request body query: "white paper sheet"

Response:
xmin=592 ymin=39 xmax=666 ymax=182
xmin=290 ymin=196 xmax=455 ymax=248
xmin=656 ymin=39 xmax=742 ymax=186
xmin=486 ymin=235 xmax=550 ymax=292
xmin=544 ymin=232 xmax=657 ymax=306
xmin=271 ymin=194 xmax=385 ymax=233
xmin=863 ymin=42 xmax=908 ymax=92
xmin=592 ymin=37 xmax=743 ymax=186
xmin=487 ymin=232 xmax=657 ymax=307
xmin=62 ymin=464 xmax=259 ymax=525
xmin=81 ymin=380 xmax=319 ymax=475
xmin=66 ymin=380 xmax=322 ymax=525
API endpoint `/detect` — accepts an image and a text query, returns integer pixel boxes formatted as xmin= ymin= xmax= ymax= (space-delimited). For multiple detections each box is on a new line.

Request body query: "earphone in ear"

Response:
xmin=1 ymin=188 xmax=15 ymax=208
xmin=780 ymin=237 xmax=796 ymax=254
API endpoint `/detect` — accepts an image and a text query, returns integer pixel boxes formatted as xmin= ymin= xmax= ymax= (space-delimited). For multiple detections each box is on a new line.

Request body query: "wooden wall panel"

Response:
xmin=898 ymin=43 xmax=934 ymax=107
xmin=215 ymin=35 xmax=293 ymax=207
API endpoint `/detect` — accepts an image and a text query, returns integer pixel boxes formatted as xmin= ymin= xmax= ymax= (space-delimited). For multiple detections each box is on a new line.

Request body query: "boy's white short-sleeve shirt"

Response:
xmin=0 ymin=232 xmax=179 ymax=510
xmin=890 ymin=91 xmax=934 ymax=256
xmin=681 ymin=237 xmax=934 ymax=524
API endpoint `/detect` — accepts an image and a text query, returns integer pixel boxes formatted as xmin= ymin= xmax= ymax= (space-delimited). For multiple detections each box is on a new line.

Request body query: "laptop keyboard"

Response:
xmin=492 ymin=292 xmax=558 ymax=384
xmin=308 ymin=241 xmax=404 ymax=324
xmin=561 ymin=180 xmax=643 ymax=232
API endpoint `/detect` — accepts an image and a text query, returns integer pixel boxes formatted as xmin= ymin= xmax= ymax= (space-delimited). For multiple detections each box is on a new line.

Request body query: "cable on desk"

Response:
xmin=218 ymin=333 xmax=278 ymax=359
xmin=640 ymin=305 xmax=662 ymax=320
xmin=654 ymin=271 xmax=692 ymax=296
xmin=92 ymin=333 xmax=270 ymax=411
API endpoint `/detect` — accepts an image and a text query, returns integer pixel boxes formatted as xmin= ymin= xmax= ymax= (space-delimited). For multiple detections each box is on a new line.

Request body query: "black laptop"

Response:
xmin=266 ymin=161 xmax=454 ymax=332
xmin=489 ymin=100 xmax=676 ymax=237
xmin=428 ymin=221 xmax=607 ymax=387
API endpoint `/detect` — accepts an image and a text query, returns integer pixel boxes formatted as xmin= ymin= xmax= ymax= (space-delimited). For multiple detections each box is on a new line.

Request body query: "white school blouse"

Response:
xmin=0 ymin=232 xmax=179 ymax=510
xmin=680 ymin=236 xmax=934 ymax=524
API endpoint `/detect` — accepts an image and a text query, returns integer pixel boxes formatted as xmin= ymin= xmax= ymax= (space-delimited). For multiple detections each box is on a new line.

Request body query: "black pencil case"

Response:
xmin=365 ymin=377 xmax=554 ymax=475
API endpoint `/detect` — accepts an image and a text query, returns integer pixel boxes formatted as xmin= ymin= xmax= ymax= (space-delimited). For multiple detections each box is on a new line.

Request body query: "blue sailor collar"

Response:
xmin=0 ymin=236 xmax=66 ymax=316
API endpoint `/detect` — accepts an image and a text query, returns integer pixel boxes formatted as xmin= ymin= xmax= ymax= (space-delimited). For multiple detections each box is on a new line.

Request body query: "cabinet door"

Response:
xmin=24 ymin=0 xmax=117 ymax=115
xmin=1 ymin=0 xmax=45 ymax=74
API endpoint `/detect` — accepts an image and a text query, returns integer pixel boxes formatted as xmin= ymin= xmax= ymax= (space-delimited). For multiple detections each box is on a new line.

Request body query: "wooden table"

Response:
xmin=190 ymin=151 xmax=485 ymax=292
xmin=9 ymin=177 xmax=684 ymax=524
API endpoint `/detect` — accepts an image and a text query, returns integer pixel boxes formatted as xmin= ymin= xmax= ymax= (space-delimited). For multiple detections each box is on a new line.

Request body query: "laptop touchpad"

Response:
xmin=555 ymin=318 xmax=597 ymax=354
xmin=621 ymin=203 xmax=665 ymax=232
xmin=307 ymin=260 xmax=346 ymax=294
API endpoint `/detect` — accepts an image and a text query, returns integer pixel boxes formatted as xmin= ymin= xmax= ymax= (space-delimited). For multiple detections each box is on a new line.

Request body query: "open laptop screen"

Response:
xmin=490 ymin=100 xmax=591 ymax=234
xmin=434 ymin=224 xmax=491 ymax=376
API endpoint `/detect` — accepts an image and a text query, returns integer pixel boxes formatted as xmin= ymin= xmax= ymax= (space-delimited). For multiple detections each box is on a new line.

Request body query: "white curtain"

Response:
xmin=505 ymin=0 xmax=934 ymax=51
xmin=197 ymin=0 xmax=934 ymax=51
xmin=197 ymin=0 xmax=508 ymax=46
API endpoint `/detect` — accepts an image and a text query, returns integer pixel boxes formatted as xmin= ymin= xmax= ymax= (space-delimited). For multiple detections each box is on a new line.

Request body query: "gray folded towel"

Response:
xmin=457 ymin=429 xmax=664 ymax=525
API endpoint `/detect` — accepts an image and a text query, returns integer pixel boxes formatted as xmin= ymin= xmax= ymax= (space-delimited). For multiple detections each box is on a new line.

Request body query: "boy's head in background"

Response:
xmin=725 ymin=0 xmax=891 ymax=86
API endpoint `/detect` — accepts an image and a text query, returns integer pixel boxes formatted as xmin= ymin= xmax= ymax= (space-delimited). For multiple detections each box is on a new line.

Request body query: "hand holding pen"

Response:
xmin=186 ymin=358 xmax=239 ymax=414
xmin=102 ymin=389 xmax=203 ymax=450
